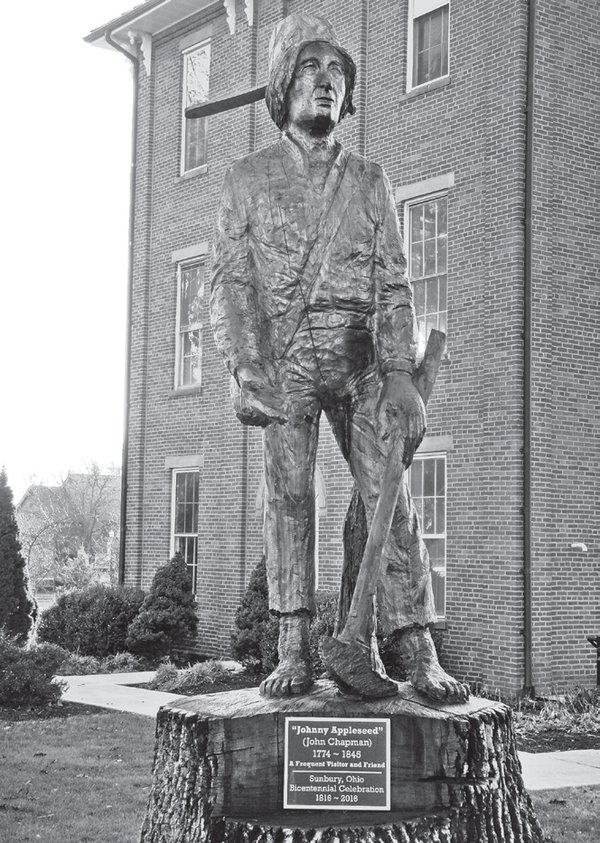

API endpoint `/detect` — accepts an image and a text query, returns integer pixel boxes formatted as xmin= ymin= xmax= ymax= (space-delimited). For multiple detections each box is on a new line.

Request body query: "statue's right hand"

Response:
xmin=234 ymin=365 xmax=288 ymax=427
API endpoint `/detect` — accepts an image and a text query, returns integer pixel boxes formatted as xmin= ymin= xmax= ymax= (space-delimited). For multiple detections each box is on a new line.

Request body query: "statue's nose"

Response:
xmin=315 ymin=69 xmax=333 ymax=90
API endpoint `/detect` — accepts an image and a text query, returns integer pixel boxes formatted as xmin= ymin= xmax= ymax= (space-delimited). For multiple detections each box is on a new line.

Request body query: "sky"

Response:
xmin=0 ymin=1 xmax=135 ymax=500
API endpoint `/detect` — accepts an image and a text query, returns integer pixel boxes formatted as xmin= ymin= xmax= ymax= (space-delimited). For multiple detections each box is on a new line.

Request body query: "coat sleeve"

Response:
xmin=210 ymin=165 xmax=263 ymax=378
xmin=373 ymin=169 xmax=417 ymax=376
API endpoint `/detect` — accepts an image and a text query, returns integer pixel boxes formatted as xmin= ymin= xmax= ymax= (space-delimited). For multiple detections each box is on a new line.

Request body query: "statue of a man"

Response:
xmin=211 ymin=13 xmax=468 ymax=703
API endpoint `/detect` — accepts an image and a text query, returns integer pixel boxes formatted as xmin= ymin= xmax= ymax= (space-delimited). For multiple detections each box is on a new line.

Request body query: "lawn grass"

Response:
xmin=1 ymin=703 xmax=599 ymax=842
xmin=531 ymin=784 xmax=600 ymax=843
xmin=0 ymin=710 xmax=156 ymax=843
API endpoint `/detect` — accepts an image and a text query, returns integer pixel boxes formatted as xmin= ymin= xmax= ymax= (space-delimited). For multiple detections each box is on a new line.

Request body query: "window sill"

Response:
xmin=434 ymin=619 xmax=447 ymax=630
xmin=170 ymin=385 xmax=203 ymax=398
xmin=400 ymin=76 xmax=451 ymax=103
xmin=176 ymin=164 xmax=208 ymax=183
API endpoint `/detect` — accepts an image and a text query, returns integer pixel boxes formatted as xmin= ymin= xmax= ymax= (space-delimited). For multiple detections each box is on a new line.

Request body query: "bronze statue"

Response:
xmin=211 ymin=12 xmax=468 ymax=703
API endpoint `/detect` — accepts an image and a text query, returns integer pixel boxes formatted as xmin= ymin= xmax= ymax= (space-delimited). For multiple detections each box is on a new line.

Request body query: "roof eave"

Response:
xmin=84 ymin=0 xmax=216 ymax=50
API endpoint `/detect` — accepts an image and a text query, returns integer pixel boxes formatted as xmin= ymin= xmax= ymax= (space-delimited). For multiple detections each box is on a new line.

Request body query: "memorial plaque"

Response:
xmin=284 ymin=716 xmax=391 ymax=811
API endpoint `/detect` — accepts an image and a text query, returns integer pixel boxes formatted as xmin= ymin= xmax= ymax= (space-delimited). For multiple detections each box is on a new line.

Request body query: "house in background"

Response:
xmin=17 ymin=471 xmax=121 ymax=597
xmin=85 ymin=0 xmax=599 ymax=696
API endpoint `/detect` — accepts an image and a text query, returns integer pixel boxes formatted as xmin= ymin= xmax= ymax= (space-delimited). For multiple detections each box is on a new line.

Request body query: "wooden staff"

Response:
xmin=321 ymin=330 xmax=446 ymax=696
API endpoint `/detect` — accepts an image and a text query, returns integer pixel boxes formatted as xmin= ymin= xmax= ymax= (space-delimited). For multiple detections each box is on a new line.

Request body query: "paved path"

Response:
xmin=58 ymin=672 xmax=600 ymax=792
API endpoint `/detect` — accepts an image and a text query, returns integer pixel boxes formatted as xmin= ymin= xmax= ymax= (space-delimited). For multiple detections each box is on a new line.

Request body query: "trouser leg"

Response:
xmin=327 ymin=382 xmax=437 ymax=637
xmin=263 ymin=413 xmax=319 ymax=617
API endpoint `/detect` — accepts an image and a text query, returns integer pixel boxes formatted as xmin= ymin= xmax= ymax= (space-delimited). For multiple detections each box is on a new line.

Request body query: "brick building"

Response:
xmin=86 ymin=0 xmax=599 ymax=695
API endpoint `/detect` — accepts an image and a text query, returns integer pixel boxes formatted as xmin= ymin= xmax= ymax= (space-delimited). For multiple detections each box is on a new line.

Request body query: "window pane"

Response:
xmin=423 ymin=497 xmax=435 ymax=533
xmin=185 ymin=45 xmax=210 ymax=107
xmin=412 ymin=455 xmax=446 ymax=617
xmin=183 ymin=41 xmax=210 ymax=172
xmin=173 ymin=472 xmax=200 ymax=593
xmin=436 ymin=458 xmax=445 ymax=494
xmin=424 ymin=201 xmax=437 ymax=239
xmin=423 ymin=459 xmax=436 ymax=496
xmin=408 ymin=197 xmax=448 ymax=354
xmin=185 ymin=117 xmax=207 ymax=171
xmin=426 ymin=277 xmax=439 ymax=312
xmin=411 ymin=204 xmax=424 ymax=242
xmin=178 ymin=264 xmax=204 ymax=387
xmin=411 ymin=242 xmax=423 ymax=277
xmin=436 ymin=498 xmax=445 ymax=533
xmin=181 ymin=265 xmax=204 ymax=329
xmin=413 ymin=278 xmax=426 ymax=314
xmin=424 ymin=238 xmax=437 ymax=276
xmin=413 ymin=6 xmax=449 ymax=87
xmin=410 ymin=461 xmax=423 ymax=497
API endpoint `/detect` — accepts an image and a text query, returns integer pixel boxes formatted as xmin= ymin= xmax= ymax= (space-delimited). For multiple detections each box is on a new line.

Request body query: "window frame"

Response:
xmin=181 ymin=37 xmax=211 ymax=175
xmin=404 ymin=191 xmax=448 ymax=359
xmin=408 ymin=452 xmax=447 ymax=619
xmin=174 ymin=260 xmax=205 ymax=390
xmin=170 ymin=468 xmax=200 ymax=594
xmin=407 ymin=0 xmax=450 ymax=92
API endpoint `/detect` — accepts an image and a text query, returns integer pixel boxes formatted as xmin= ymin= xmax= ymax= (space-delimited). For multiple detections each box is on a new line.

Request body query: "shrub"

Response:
xmin=0 ymin=633 xmax=66 ymax=708
xmin=231 ymin=557 xmax=279 ymax=673
xmin=125 ymin=556 xmax=198 ymax=658
xmin=149 ymin=659 xmax=240 ymax=694
xmin=310 ymin=591 xmax=338 ymax=676
xmin=56 ymin=651 xmax=144 ymax=675
xmin=149 ymin=660 xmax=180 ymax=690
xmin=231 ymin=560 xmax=338 ymax=676
xmin=100 ymin=652 xmax=144 ymax=673
xmin=0 ymin=470 xmax=37 ymax=644
xmin=37 ymin=585 xmax=145 ymax=657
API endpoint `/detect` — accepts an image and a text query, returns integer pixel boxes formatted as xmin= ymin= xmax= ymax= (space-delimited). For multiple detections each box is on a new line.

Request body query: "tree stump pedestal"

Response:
xmin=139 ymin=680 xmax=543 ymax=843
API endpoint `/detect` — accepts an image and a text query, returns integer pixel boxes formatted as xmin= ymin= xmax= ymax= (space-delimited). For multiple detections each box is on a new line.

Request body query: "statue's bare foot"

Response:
xmin=260 ymin=657 xmax=312 ymax=697
xmin=259 ymin=612 xmax=313 ymax=698
xmin=321 ymin=636 xmax=398 ymax=699
xmin=395 ymin=625 xmax=470 ymax=703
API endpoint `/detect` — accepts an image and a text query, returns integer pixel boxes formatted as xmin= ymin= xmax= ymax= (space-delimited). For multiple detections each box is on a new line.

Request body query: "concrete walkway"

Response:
xmin=58 ymin=672 xmax=600 ymax=792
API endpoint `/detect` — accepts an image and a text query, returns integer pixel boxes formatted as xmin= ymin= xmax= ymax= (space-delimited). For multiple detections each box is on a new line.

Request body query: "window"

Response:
xmin=409 ymin=454 xmax=446 ymax=618
xmin=171 ymin=470 xmax=200 ymax=592
xmin=176 ymin=262 xmax=204 ymax=388
xmin=406 ymin=194 xmax=447 ymax=357
xmin=408 ymin=0 xmax=449 ymax=90
xmin=182 ymin=39 xmax=210 ymax=173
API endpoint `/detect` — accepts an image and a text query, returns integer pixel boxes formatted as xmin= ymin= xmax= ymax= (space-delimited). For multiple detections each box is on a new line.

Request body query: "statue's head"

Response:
xmin=265 ymin=12 xmax=356 ymax=131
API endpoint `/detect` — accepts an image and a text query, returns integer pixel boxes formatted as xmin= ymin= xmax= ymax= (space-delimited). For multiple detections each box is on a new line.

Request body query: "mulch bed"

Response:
xmin=516 ymin=730 xmax=600 ymax=754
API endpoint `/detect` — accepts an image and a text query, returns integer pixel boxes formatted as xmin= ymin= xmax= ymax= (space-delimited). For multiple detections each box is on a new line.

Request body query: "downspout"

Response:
xmin=103 ymin=30 xmax=140 ymax=586
xmin=523 ymin=0 xmax=536 ymax=696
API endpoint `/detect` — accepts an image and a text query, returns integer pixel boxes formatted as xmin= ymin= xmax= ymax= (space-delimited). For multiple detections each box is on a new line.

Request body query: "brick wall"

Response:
xmin=529 ymin=0 xmax=600 ymax=691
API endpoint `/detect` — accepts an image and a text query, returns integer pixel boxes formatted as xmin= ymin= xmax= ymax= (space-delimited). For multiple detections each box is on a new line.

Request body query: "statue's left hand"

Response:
xmin=377 ymin=371 xmax=426 ymax=464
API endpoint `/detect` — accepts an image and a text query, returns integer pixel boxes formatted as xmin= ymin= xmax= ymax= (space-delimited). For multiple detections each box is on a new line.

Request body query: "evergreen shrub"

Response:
xmin=0 ymin=633 xmax=67 ymax=707
xmin=231 ymin=559 xmax=338 ymax=675
xmin=125 ymin=555 xmax=198 ymax=658
xmin=0 ymin=469 xmax=37 ymax=644
xmin=37 ymin=584 xmax=145 ymax=657
xmin=231 ymin=557 xmax=279 ymax=673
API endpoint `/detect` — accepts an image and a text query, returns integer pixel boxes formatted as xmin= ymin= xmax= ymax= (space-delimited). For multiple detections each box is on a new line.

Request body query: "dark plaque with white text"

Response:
xmin=284 ymin=717 xmax=391 ymax=810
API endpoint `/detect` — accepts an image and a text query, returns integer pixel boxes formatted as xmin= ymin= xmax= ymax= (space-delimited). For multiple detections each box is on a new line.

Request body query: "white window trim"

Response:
xmin=407 ymin=0 xmax=450 ymax=92
xmin=410 ymin=451 xmax=447 ymax=619
xmin=404 ymin=190 xmax=449 ymax=360
xmin=181 ymin=37 xmax=211 ymax=176
xmin=170 ymin=467 xmax=200 ymax=593
xmin=174 ymin=260 xmax=205 ymax=390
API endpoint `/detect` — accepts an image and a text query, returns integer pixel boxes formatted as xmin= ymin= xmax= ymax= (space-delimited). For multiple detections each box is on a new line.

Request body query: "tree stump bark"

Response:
xmin=139 ymin=681 xmax=544 ymax=843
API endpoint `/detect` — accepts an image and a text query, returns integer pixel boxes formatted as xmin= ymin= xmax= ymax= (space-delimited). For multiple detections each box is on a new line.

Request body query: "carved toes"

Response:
xmin=259 ymin=661 xmax=312 ymax=698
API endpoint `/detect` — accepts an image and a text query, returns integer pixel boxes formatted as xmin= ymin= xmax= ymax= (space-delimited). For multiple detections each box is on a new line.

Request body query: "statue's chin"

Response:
xmin=308 ymin=113 xmax=337 ymax=137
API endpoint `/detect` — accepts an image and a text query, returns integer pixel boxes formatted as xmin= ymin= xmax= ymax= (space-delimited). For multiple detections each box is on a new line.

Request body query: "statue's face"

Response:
xmin=286 ymin=42 xmax=346 ymax=134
